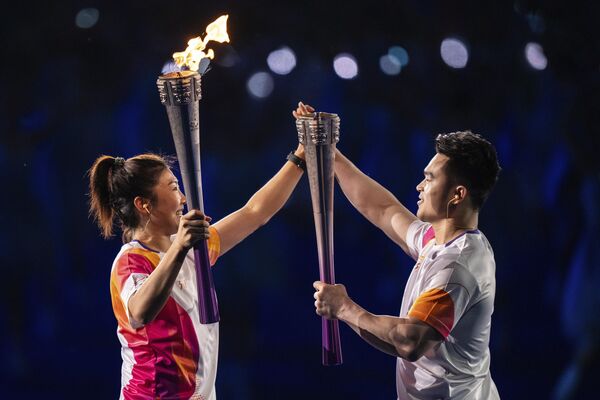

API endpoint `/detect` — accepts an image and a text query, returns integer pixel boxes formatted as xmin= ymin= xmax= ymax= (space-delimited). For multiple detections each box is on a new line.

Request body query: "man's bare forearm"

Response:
xmin=338 ymin=299 xmax=441 ymax=361
xmin=334 ymin=150 xmax=417 ymax=253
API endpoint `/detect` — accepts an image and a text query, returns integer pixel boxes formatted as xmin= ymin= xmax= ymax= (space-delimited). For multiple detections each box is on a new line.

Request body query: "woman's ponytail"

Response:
xmin=88 ymin=155 xmax=118 ymax=238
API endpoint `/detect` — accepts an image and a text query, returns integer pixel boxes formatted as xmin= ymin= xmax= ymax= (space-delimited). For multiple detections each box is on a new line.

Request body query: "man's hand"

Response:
xmin=313 ymin=281 xmax=351 ymax=320
xmin=292 ymin=101 xmax=315 ymax=119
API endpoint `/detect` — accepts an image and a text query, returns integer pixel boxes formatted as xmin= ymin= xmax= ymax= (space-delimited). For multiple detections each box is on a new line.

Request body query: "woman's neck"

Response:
xmin=132 ymin=229 xmax=172 ymax=253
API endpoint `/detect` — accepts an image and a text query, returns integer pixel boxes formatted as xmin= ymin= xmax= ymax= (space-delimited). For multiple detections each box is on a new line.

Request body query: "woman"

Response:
xmin=88 ymin=103 xmax=313 ymax=400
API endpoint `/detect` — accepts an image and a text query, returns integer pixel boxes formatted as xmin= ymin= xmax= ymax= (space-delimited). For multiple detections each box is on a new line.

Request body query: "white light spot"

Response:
xmin=333 ymin=53 xmax=358 ymax=79
xmin=440 ymin=38 xmax=469 ymax=69
xmin=388 ymin=46 xmax=409 ymax=66
xmin=75 ymin=8 xmax=99 ymax=29
xmin=267 ymin=47 xmax=297 ymax=75
xmin=379 ymin=54 xmax=402 ymax=75
xmin=525 ymin=42 xmax=548 ymax=70
xmin=247 ymin=72 xmax=274 ymax=99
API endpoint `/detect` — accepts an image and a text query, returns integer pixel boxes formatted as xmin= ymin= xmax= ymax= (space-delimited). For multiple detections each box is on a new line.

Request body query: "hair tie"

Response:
xmin=114 ymin=157 xmax=125 ymax=168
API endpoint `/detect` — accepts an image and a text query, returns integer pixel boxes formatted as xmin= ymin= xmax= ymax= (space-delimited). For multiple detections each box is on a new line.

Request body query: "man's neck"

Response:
xmin=431 ymin=214 xmax=478 ymax=245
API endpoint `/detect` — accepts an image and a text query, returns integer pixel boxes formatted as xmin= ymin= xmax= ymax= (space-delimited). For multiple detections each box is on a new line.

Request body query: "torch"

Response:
xmin=155 ymin=15 xmax=230 ymax=324
xmin=296 ymin=112 xmax=343 ymax=366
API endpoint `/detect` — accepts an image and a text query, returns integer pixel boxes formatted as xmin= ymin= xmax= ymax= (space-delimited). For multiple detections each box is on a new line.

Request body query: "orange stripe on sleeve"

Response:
xmin=128 ymin=248 xmax=160 ymax=268
xmin=208 ymin=226 xmax=221 ymax=266
xmin=408 ymin=288 xmax=454 ymax=338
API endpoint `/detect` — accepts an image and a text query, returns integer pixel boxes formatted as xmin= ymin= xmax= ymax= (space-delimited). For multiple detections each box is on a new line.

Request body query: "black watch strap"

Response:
xmin=286 ymin=151 xmax=306 ymax=172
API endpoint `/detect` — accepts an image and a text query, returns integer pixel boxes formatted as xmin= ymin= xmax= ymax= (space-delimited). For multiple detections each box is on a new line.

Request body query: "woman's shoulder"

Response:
xmin=113 ymin=241 xmax=162 ymax=270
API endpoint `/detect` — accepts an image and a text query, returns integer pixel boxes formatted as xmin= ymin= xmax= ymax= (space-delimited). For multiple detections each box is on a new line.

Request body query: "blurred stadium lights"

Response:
xmin=247 ymin=71 xmax=274 ymax=98
xmin=379 ymin=54 xmax=402 ymax=75
xmin=380 ymin=45 xmax=409 ymax=76
xmin=440 ymin=38 xmax=469 ymax=69
xmin=525 ymin=42 xmax=548 ymax=70
xmin=333 ymin=53 xmax=359 ymax=79
xmin=267 ymin=46 xmax=297 ymax=75
xmin=388 ymin=46 xmax=410 ymax=66
xmin=75 ymin=8 xmax=100 ymax=29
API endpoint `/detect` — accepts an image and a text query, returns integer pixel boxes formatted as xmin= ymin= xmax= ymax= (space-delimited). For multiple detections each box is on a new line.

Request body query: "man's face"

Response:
xmin=416 ymin=153 xmax=454 ymax=222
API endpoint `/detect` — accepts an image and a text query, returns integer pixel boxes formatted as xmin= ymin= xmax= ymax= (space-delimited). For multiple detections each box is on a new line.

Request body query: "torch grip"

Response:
xmin=322 ymin=318 xmax=343 ymax=365
xmin=192 ymin=240 xmax=220 ymax=324
xmin=314 ymin=211 xmax=343 ymax=366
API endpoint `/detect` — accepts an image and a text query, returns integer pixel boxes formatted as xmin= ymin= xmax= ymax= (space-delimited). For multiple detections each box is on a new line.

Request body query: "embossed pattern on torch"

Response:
xmin=156 ymin=70 xmax=219 ymax=324
xmin=296 ymin=112 xmax=343 ymax=366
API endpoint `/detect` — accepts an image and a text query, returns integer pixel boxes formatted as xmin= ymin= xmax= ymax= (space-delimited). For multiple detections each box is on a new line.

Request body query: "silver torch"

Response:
xmin=296 ymin=112 xmax=343 ymax=366
xmin=156 ymin=70 xmax=219 ymax=324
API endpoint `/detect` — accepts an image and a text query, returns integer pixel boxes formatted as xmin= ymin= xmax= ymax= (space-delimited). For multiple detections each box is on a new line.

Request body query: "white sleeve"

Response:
xmin=405 ymin=220 xmax=433 ymax=261
xmin=408 ymin=259 xmax=476 ymax=338
xmin=121 ymin=273 xmax=149 ymax=329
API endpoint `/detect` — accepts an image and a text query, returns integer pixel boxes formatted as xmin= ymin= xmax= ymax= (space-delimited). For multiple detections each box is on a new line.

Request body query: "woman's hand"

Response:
xmin=173 ymin=210 xmax=211 ymax=251
xmin=292 ymin=101 xmax=315 ymax=159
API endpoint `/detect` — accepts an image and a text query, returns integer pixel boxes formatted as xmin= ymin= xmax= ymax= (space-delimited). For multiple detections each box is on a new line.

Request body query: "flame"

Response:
xmin=172 ymin=15 xmax=230 ymax=72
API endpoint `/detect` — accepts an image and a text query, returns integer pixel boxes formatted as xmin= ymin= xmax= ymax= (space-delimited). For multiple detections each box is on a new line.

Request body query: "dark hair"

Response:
xmin=435 ymin=130 xmax=501 ymax=209
xmin=88 ymin=154 xmax=172 ymax=241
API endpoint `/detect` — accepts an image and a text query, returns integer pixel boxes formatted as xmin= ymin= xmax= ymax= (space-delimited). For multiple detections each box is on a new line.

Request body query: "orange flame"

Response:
xmin=172 ymin=15 xmax=230 ymax=72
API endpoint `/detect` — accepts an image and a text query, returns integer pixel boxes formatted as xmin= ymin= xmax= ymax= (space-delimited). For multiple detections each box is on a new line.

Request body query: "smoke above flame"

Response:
xmin=172 ymin=15 xmax=230 ymax=72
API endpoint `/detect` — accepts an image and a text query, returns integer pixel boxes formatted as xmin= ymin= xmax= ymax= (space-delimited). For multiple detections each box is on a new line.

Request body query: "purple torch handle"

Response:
xmin=157 ymin=71 xmax=219 ymax=324
xmin=193 ymin=241 xmax=219 ymax=324
xmin=296 ymin=112 xmax=343 ymax=366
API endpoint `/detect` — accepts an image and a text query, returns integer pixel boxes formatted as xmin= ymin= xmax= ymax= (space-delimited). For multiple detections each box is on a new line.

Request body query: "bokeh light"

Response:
xmin=247 ymin=71 xmax=274 ymax=98
xmin=267 ymin=47 xmax=297 ymax=75
xmin=525 ymin=42 xmax=548 ymax=70
xmin=75 ymin=8 xmax=100 ymax=29
xmin=333 ymin=53 xmax=359 ymax=79
xmin=440 ymin=38 xmax=469 ymax=69
xmin=388 ymin=46 xmax=410 ymax=66
xmin=379 ymin=54 xmax=402 ymax=75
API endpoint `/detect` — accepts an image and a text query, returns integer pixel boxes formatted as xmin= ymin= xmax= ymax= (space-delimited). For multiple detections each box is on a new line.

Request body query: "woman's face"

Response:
xmin=147 ymin=169 xmax=186 ymax=236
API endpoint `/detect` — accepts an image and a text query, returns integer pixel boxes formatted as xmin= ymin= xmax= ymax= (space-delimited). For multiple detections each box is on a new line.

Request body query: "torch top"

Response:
xmin=157 ymin=71 xmax=202 ymax=106
xmin=296 ymin=111 xmax=340 ymax=146
xmin=158 ymin=70 xmax=199 ymax=80
xmin=295 ymin=112 xmax=339 ymax=121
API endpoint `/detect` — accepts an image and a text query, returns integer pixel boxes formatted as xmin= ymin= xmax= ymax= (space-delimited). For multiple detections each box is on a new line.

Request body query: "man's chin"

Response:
xmin=416 ymin=210 xmax=432 ymax=223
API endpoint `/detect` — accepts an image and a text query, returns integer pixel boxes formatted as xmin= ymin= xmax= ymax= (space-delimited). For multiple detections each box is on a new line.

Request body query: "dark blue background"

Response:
xmin=2 ymin=1 xmax=599 ymax=398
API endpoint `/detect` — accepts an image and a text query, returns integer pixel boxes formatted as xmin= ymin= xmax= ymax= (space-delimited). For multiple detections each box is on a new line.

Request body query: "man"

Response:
xmin=299 ymin=104 xmax=501 ymax=399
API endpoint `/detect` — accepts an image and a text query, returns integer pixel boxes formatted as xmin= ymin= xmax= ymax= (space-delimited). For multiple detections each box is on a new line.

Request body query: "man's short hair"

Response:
xmin=435 ymin=130 xmax=501 ymax=209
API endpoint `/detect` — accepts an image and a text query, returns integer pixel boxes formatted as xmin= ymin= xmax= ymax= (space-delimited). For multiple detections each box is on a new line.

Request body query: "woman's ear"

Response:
xmin=133 ymin=196 xmax=150 ymax=214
